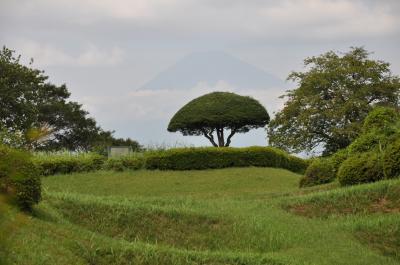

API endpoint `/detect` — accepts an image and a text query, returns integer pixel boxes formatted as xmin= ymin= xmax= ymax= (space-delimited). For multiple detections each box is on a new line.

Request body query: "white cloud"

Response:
xmin=3 ymin=0 xmax=398 ymax=40
xmin=11 ymin=40 xmax=124 ymax=67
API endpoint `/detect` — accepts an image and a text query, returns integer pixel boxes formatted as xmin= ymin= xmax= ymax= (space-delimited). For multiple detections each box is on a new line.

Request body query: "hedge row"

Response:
xmin=0 ymin=145 xmax=41 ymax=210
xmin=145 ymin=147 xmax=309 ymax=174
xmin=33 ymin=153 xmax=105 ymax=176
xmin=32 ymin=147 xmax=308 ymax=175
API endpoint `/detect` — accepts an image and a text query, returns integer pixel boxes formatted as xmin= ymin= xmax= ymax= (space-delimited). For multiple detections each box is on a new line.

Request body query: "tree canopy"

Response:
xmin=0 ymin=46 xmax=139 ymax=151
xmin=168 ymin=92 xmax=269 ymax=147
xmin=268 ymin=47 xmax=400 ymax=155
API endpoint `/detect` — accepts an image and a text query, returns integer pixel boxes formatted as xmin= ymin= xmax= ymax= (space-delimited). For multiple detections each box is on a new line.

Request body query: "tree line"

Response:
xmin=0 ymin=46 xmax=141 ymax=152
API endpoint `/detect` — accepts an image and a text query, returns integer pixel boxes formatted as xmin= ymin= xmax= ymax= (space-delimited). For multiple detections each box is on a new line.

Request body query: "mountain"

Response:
xmin=139 ymin=51 xmax=284 ymax=90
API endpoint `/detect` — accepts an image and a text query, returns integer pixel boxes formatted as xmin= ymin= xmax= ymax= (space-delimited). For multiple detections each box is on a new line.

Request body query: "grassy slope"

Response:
xmin=2 ymin=167 xmax=400 ymax=265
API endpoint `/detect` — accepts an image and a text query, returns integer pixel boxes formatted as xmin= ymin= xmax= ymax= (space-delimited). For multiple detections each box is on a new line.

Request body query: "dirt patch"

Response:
xmin=287 ymin=189 xmax=400 ymax=218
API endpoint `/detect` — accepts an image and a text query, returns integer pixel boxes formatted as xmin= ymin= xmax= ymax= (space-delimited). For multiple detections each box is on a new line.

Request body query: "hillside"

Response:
xmin=1 ymin=168 xmax=399 ymax=265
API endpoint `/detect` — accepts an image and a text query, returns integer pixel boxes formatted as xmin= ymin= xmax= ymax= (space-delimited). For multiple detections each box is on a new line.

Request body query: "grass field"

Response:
xmin=1 ymin=167 xmax=400 ymax=265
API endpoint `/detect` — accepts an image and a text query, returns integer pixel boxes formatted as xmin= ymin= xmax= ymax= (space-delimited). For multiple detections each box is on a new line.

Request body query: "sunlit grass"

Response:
xmin=2 ymin=168 xmax=400 ymax=265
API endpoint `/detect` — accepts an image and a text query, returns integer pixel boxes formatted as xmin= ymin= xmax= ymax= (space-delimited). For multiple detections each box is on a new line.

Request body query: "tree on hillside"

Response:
xmin=168 ymin=92 xmax=270 ymax=147
xmin=0 ymin=46 xmax=139 ymax=151
xmin=268 ymin=47 xmax=400 ymax=155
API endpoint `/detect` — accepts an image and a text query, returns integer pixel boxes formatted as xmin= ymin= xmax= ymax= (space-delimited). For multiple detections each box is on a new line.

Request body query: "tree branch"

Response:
xmin=224 ymin=128 xmax=237 ymax=147
xmin=201 ymin=128 xmax=218 ymax=147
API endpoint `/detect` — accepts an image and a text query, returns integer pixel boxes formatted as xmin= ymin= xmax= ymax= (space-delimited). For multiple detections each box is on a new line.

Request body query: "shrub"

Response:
xmin=362 ymin=106 xmax=399 ymax=133
xmin=338 ymin=151 xmax=384 ymax=186
xmin=299 ymin=159 xmax=335 ymax=187
xmin=327 ymin=149 xmax=348 ymax=175
xmin=347 ymin=132 xmax=383 ymax=154
xmin=33 ymin=152 xmax=105 ymax=176
xmin=103 ymin=156 xmax=144 ymax=171
xmin=383 ymin=138 xmax=400 ymax=179
xmin=144 ymin=146 xmax=308 ymax=173
xmin=0 ymin=145 xmax=41 ymax=210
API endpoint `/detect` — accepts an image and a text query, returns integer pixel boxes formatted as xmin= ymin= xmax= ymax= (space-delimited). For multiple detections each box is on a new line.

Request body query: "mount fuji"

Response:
xmin=140 ymin=51 xmax=284 ymax=90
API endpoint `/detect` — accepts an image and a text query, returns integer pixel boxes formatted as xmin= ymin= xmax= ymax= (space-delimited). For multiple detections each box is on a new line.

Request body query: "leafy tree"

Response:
xmin=168 ymin=92 xmax=270 ymax=147
xmin=91 ymin=130 xmax=142 ymax=155
xmin=268 ymin=47 xmax=400 ymax=155
xmin=0 ymin=46 xmax=122 ymax=151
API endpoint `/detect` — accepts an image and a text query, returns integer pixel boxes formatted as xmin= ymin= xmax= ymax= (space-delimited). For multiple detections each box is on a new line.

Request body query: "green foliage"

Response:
xmin=299 ymin=158 xmax=335 ymax=187
xmin=91 ymin=131 xmax=142 ymax=156
xmin=383 ymin=138 xmax=400 ymax=179
xmin=363 ymin=107 xmax=400 ymax=133
xmin=103 ymin=156 xmax=144 ymax=171
xmin=0 ymin=145 xmax=41 ymax=210
xmin=268 ymin=47 xmax=400 ymax=155
xmin=168 ymin=92 xmax=270 ymax=147
xmin=327 ymin=149 xmax=349 ymax=175
xmin=347 ymin=132 xmax=383 ymax=154
xmin=33 ymin=152 xmax=105 ymax=176
xmin=338 ymin=151 xmax=384 ymax=186
xmin=0 ymin=46 xmax=119 ymax=151
xmin=145 ymin=146 xmax=308 ymax=173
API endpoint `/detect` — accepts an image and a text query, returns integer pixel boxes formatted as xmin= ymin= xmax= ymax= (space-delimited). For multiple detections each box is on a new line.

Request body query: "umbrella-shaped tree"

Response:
xmin=168 ymin=92 xmax=270 ymax=147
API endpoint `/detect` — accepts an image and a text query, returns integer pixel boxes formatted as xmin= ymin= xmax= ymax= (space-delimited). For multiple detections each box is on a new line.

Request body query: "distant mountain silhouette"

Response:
xmin=140 ymin=51 xmax=283 ymax=90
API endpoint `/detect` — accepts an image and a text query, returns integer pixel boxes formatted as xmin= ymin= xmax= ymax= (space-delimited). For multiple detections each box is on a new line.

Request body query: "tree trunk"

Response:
xmin=216 ymin=128 xmax=225 ymax=147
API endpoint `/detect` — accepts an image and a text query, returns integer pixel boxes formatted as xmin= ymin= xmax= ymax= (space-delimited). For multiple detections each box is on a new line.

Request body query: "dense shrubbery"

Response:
xmin=300 ymin=106 xmax=400 ymax=188
xmin=103 ymin=156 xmax=144 ymax=171
xmin=33 ymin=152 xmax=105 ymax=176
xmin=327 ymin=149 xmax=348 ymax=175
xmin=0 ymin=145 xmax=41 ymax=210
xmin=145 ymin=147 xmax=309 ymax=173
xmin=299 ymin=159 xmax=335 ymax=187
xmin=31 ymin=147 xmax=307 ymax=174
xmin=383 ymin=138 xmax=400 ymax=179
xmin=337 ymin=152 xmax=384 ymax=186
xmin=362 ymin=107 xmax=399 ymax=133
xmin=347 ymin=132 xmax=383 ymax=154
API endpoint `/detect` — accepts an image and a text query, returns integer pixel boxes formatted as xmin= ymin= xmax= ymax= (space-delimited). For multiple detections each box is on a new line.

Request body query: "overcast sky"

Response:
xmin=1 ymin=0 xmax=400 ymax=148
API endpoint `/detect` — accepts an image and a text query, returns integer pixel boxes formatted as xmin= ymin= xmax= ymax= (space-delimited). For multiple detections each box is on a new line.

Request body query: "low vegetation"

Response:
xmin=1 ymin=168 xmax=399 ymax=265
xmin=31 ymin=146 xmax=309 ymax=176
xmin=0 ymin=145 xmax=41 ymax=210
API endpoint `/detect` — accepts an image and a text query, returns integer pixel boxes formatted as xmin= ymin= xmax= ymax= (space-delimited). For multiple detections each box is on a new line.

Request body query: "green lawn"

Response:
xmin=2 ymin=167 xmax=400 ymax=265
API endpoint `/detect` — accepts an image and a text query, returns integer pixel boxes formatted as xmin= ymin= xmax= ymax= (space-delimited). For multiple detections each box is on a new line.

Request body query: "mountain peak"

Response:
xmin=140 ymin=51 xmax=283 ymax=90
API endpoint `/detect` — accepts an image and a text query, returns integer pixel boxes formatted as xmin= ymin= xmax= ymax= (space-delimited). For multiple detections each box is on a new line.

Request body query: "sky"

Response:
xmin=1 ymin=0 xmax=400 ymax=148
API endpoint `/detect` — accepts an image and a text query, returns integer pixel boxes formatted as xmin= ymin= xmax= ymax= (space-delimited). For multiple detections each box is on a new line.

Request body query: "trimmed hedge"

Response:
xmin=144 ymin=147 xmax=308 ymax=173
xmin=0 ymin=145 xmax=41 ymax=210
xmin=383 ymin=138 xmax=400 ymax=179
xmin=33 ymin=153 xmax=105 ymax=176
xmin=338 ymin=151 xmax=384 ymax=186
xmin=103 ymin=156 xmax=144 ymax=171
xmin=299 ymin=159 xmax=335 ymax=187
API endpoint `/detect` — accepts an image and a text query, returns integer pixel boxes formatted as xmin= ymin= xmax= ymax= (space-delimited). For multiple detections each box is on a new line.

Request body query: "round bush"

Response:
xmin=0 ymin=145 xmax=41 ymax=210
xmin=327 ymin=149 xmax=348 ymax=175
xmin=299 ymin=159 xmax=335 ymax=187
xmin=363 ymin=107 xmax=399 ymax=132
xmin=383 ymin=138 xmax=400 ymax=179
xmin=338 ymin=151 xmax=384 ymax=186
xmin=347 ymin=132 xmax=383 ymax=155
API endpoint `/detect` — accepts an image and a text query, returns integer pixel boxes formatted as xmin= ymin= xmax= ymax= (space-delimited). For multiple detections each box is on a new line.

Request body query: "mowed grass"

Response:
xmin=2 ymin=167 xmax=400 ymax=265
xmin=42 ymin=168 xmax=300 ymax=199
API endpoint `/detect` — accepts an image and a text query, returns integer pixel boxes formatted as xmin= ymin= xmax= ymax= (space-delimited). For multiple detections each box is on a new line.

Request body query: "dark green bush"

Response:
xmin=299 ymin=159 xmax=335 ymax=187
xmin=103 ymin=156 xmax=144 ymax=171
xmin=0 ymin=145 xmax=41 ymax=210
xmin=338 ymin=151 xmax=384 ymax=186
xmin=347 ymin=132 xmax=383 ymax=154
xmin=144 ymin=147 xmax=308 ymax=173
xmin=363 ymin=106 xmax=399 ymax=133
xmin=383 ymin=138 xmax=400 ymax=179
xmin=33 ymin=153 xmax=105 ymax=176
xmin=327 ymin=149 xmax=348 ymax=175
